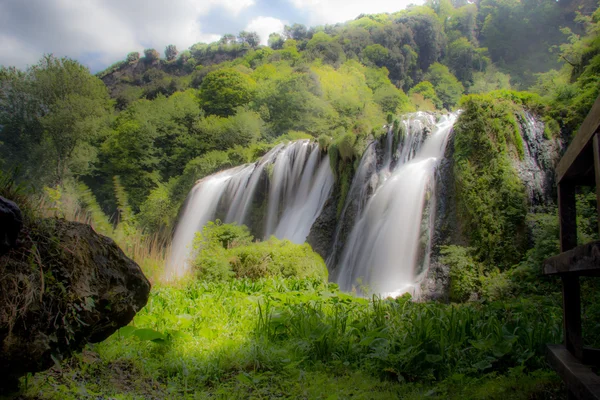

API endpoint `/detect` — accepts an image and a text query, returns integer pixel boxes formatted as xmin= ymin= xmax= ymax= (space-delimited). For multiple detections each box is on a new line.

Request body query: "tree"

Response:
xmin=362 ymin=44 xmax=389 ymax=66
xmin=33 ymin=55 xmax=112 ymax=180
xmin=0 ymin=55 xmax=112 ymax=183
xmin=219 ymin=34 xmax=236 ymax=45
xmin=409 ymin=81 xmax=442 ymax=109
xmin=238 ymin=31 xmax=260 ymax=48
xmin=0 ymin=66 xmax=45 ymax=181
xmin=199 ymin=68 xmax=256 ymax=116
xmin=305 ymin=32 xmax=346 ymax=65
xmin=373 ymin=85 xmax=410 ymax=114
xmin=144 ymin=48 xmax=160 ymax=62
xmin=268 ymin=33 xmax=285 ymax=50
xmin=126 ymin=52 xmax=140 ymax=63
xmin=284 ymin=23 xmax=308 ymax=40
xmin=423 ymin=63 xmax=464 ymax=109
xmin=446 ymin=38 xmax=489 ymax=86
xmin=165 ymin=44 xmax=178 ymax=61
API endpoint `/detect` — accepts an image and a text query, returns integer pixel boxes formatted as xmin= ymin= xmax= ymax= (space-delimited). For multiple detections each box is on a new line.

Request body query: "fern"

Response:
xmin=112 ymin=176 xmax=134 ymax=225
xmin=74 ymin=183 xmax=113 ymax=236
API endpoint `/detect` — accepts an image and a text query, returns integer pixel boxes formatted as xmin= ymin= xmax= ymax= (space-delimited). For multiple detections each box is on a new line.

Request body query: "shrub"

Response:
xmin=126 ymin=52 xmax=140 ymax=63
xmin=192 ymin=222 xmax=328 ymax=282
xmin=440 ymin=245 xmax=482 ymax=302
xmin=144 ymin=48 xmax=160 ymax=62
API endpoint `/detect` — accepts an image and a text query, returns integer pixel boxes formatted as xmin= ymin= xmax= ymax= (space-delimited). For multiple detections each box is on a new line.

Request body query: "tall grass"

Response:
xmin=20 ymin=277 xmax=564 ymax=399
xmin=255 ymin=292 xmax=562 ymax=382
xmin=37 ymin=179 xmax=171 ymax=283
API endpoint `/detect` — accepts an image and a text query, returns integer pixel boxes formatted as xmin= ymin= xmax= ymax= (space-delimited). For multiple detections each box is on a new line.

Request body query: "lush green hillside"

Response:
xmin=2 ymin=0 xmax=600 ymax=398
xmin=1 ymin=0 xmax=599 ymax=234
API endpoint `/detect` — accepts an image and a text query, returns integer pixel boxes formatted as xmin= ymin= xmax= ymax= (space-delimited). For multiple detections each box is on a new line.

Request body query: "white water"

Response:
xmin=165 ymin=140 xmax=333 ymax=280
xmin=332 ymin=114 xmax=457 ymax=296
xmin=165 ymin=169 xmax=243 ymax=280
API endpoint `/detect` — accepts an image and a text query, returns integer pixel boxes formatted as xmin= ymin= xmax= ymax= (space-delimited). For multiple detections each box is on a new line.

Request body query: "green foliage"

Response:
xmin=333 ymin=132 xmax=358 ymax=162
xmin=469 ymin=67 xmax=511 ymax=94
xmin=196 ymin=220 xmax=254 ymax=250
xmin=253 ymin=69 xmax=336 ymax=136
xmin=362 ymin=44 xmax=390 ymax=65
xmin=477 ymin=0 xmax=570 ymax=87
xmin=268 ymin=33 xmax=285 ymax=50
xmin=164 ymin=44 xmax=178 ymax=61
xmin=143 ymin=48 xmax=160 ymax=62
xmin=22 ymin=275 xmax=563 ymax=399
xmin=445 ymin=37 xmax=489 ymax=86
xmin=424 ymin=63 xmax=465 ymax=109
xmin=73 ymin=182 xmax=113 ymax=236
xmin=317 ymin=134 xmax=332 ymax=151
xmin=305 ymin=32 xmax=347 ymax=66
xmin=532 ymin=6 xmax=600 ymax=136
xmin=125 ymin=52 xmax=140 ymax=63
xmin=137 ymin=183 xmax=173 ymax=233
xmin=373 ymin=84 xmax=411 ymax=114
xmin=195 ymin=109 xmax=264 ymax=150
xmin=409 ymin=81 xmax=442 ymax=109
xmin=199 ymin=68 xmax=256 ymax=116
xmin=440 ymin=246 xmax=482 ymax=302
xmin=0 ymin=55 xmax=112 ymax=183
xmin=452 ymin=94 xmax=528 ymax=268
xmin=192 ymin=221 xmax=328 ymax=282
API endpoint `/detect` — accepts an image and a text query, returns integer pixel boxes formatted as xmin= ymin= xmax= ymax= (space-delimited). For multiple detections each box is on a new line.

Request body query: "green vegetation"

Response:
xmin=192 ymin=221 xmax=328 ymax=282
xmin=3 ymin=0 xmax=600 ymax=398
xmin=2 ymin=0 xmax=595 ymax=235
xmin=19 ymin=276 xmax=564 ymax=399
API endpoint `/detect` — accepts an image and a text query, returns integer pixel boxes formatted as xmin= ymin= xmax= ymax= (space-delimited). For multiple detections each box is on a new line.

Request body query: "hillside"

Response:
xmin=1 ymin=0 xmax=600 ymax=398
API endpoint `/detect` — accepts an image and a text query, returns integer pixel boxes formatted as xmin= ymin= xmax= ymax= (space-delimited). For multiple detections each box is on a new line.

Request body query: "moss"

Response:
xmin=335 ymin=133 xmax=358 ymax=162
xmin=542 ymin=116 xmax=560 ymax=139
xmin=337 ymin=166 xmax=353 ymax=217
xmin=318 ymin=134 xmax=332 ymax=151
xmin=453 ymin=95 xmax=529 ymax=269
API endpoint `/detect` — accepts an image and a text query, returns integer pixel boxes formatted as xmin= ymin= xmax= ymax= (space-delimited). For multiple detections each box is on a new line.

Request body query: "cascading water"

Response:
xmin=331 ymin=113 xmax=457 ymax=297
xmin=165 ymin=140 xmax=333 ymax=280
xmin=515 ymin=112 xmax=561 ymax=206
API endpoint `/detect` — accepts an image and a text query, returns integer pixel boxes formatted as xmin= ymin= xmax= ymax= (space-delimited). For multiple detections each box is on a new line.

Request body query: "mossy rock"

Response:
xmin=0 ymin=218 xmax=150 ymax=393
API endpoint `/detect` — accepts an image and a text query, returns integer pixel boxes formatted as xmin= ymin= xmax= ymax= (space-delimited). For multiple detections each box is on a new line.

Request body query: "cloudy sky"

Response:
xmin=0 ymin=0 xmax=423 ymax=73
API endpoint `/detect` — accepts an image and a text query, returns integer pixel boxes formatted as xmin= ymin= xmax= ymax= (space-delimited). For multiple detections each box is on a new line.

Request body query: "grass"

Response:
xmin=15 ymin=276 xmax=566 ymax=399
xmin=1 ymin=176 xmax=568 ymax=399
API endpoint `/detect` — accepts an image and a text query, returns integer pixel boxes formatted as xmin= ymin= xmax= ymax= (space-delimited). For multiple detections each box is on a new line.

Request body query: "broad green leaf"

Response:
xmin=132 ymin=328 xmax=166 ymax=342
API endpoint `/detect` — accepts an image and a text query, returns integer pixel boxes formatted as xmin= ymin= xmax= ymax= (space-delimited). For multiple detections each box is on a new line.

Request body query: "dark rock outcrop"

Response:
xmin=0 ymin=218 xmax=150 ymax=393
xmin=307 ymin=196 xmax=337 ymax=261
xmin=0 ymin=196 xmax=22 ymax=256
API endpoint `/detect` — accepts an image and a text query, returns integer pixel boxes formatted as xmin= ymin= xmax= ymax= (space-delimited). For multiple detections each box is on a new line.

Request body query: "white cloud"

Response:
xmin=0 ymin=0 xmax=256 ymax=71
xmin=288 ymin=0 xmax=425 ymax=25
xmin=0 ymin=35 xmax=40 ymax=69
xmin=245 ymin=17 xmax=286 ymax=45
xmin=0 ymin=0 xmax=422 ymax=71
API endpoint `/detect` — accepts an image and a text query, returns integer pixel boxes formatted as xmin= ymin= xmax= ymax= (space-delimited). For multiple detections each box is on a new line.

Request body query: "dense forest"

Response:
xmin=1 ymin=0 xmax=600 ymax=398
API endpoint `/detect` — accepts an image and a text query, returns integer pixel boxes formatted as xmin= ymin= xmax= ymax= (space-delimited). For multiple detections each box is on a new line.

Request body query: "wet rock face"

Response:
xmin=0 ymin=196 xmax=22 ymax=256
xmin=0 ymin=219 xmax=151 ymax=393
xmin=307 ymin=196 xmax=337 ymax=261
xmin=515 ymin=112 xmax=562 ymax=206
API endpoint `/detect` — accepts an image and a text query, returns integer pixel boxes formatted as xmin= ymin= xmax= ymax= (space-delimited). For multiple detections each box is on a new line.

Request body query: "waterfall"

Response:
xmin=331 ymin=113 xmax=457 ymax=297
xmin=165 ymin=140 xmax=333 ymax=280
xmin=515 ymin=112 xmax=561 ymax=206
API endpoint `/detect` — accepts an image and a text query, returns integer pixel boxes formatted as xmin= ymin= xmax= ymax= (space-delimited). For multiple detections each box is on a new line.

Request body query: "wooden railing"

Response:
xmin=543 ymin=95 xmax=600 ymax=400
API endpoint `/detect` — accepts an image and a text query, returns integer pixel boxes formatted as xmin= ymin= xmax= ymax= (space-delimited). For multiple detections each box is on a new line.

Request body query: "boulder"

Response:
xmin=0 ymin=196 xmax=23 ymax=256
xmin=0 ymin=218 xmax=151 ymax=393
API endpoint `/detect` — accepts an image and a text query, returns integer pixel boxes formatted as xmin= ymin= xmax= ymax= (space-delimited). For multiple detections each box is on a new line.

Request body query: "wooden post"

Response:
xmin=558 ymin=182 xmax=577 ymax=252
xmin=557 ymin=182 xmax=583 ymax=361
xmin=593 ymin=134 xmax=600 ymax=235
